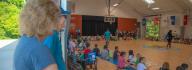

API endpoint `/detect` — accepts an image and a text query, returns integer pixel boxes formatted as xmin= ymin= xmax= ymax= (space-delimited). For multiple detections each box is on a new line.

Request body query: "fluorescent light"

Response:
xmin=113 ymin=3 xmax=119 ymax=7
xmin=152 ymin=7 xmax=160 ymax=10
xmin=144 ymin=0 xmax=155 ymax=4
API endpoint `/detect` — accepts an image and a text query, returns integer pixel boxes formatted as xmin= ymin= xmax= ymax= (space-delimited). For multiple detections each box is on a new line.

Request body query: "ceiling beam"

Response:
xmin=123 ymin=1 xmax=145 ymax=16
xmin=173 ymin=0 xmax=191 ymax=10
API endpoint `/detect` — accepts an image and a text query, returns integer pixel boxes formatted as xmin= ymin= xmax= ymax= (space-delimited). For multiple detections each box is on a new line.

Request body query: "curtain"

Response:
xmin=82 ymin=15 xmax=117 ymax=36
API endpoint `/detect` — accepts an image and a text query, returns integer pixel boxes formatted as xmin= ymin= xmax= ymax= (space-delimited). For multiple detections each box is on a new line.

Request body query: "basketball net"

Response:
xmin=104 ymin=16 xmax=116 ymax=24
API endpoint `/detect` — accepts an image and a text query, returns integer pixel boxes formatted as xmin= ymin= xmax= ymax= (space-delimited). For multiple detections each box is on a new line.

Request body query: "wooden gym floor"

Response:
xmin=90 ymin=40 xmax=192 ymax=70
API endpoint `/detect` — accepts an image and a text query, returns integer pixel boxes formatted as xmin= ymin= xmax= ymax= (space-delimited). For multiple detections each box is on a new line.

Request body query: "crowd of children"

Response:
xmin=96 ymin=45 xmax=148 ymax=70
xmin=68 ymin=36 xmax=148 ymax=70
xmin=159 ymin=62 xmax=189 ymax=70
xmin=117 ymin=30 xmax=137 ymax=40
xmin=69 ymin=35 xmax=150 ymax=70
xmin=67 ymin=35 xmax=189 ymax=70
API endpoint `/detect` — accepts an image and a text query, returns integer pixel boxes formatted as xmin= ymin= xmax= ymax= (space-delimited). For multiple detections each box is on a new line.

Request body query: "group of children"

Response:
xmin=68 ymin=37 xmax=97 ymax=70
xmin=113 ymin=47 xmax=147 ymax=70
xmin=159 ymin=62 xmax=189 ymax=70
xmin=117 ymin=30 xmax=137 ymax=40
xmin=91 ymin=44 xmax=148 ymax=70
xmin=68 ymin=36 xmax=189 ymax=70
xmin=69 ymin=36 xmax=148 ymax=70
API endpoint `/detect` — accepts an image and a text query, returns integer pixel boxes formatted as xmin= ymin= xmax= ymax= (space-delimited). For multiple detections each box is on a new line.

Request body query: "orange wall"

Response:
xmin=70 ymin=14 xmax=82 ymax=35
xmin=118 ymin=18 xmax=137 ymax=32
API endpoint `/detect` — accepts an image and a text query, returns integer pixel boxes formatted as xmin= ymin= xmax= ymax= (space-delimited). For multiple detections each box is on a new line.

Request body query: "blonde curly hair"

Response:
xmin=20 ymin=0 xmax=61 ymax=36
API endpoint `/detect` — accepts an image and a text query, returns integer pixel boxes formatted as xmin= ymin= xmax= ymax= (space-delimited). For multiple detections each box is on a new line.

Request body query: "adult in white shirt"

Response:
xmin=137 ymin=57 xmax=147 ymax=70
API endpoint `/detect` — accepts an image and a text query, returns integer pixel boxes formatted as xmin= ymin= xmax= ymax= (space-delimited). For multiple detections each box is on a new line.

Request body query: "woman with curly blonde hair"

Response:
xmin=14 ymin=0 xmax=63 ymax=70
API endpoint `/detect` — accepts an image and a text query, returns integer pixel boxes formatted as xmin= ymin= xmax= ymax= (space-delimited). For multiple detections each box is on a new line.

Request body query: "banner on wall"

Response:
xmin=184 ymin=15 xmax=188 ymax=26
xmin=170 ymin=16 xmax=176 ymax=25
xmin=144 ymin=16 xmax=160 ymax=39
xmin=154 ymin=16 xmax=159 ymax=25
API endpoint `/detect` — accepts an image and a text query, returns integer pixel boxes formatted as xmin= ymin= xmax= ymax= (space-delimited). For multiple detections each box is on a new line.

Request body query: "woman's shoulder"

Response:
xmin=18 ymin=36 xmax=49 ymax=53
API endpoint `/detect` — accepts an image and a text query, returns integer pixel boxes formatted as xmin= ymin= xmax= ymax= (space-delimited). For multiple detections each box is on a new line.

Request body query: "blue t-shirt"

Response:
xmin=104 ymin=31 xmax=111 ymax=40
xmin=14 ymin=35 xmax=55 ymax=70
xmin=43 ymin=30 xmax=66 ymax=70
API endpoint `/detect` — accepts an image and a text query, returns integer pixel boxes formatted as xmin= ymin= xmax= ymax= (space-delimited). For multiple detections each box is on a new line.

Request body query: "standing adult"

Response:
xmin=104 ymin=29 xmax=111 ymax=45
xmin=165 ymin=30 xmax=174 ymax=48
xmin=14 ymin=0 xmax=62 ymax=70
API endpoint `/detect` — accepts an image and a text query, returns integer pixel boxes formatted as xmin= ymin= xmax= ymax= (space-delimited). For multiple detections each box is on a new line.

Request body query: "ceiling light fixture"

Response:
xmin=144 ymin=0 xmax=155 ymax=4
xmin=113 ymin=3 xmax=119 ymax=7
xmin=152 ymin=7 xmax=160 ymax=10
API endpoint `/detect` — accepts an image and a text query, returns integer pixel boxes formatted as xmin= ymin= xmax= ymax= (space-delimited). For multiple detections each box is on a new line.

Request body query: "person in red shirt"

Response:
xmin=83 ymin=43 xmax=92 ymax=59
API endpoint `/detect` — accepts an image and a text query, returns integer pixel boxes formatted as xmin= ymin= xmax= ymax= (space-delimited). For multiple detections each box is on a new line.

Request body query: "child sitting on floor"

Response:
xmin=160 ymin=62 xmax=170 ymax=70
xmin=134 ymin=53 xmax=141 ymax=66
xmin=93 ymin=44 xmax=100 ymax=56
xmin=83 ymin=43 xmax=92 ymax=59
xmin=117 ymin=52 xmax=127 ymax=69
xmin=128 ymin=50 xmax=135 ymax=65
xmin=137 ymin=57 xmax=148 ymax=70
xmin=101 ymin=45 xmax=110 ymax=61
xmin=113 ymin=46 xmax=119 ymax=65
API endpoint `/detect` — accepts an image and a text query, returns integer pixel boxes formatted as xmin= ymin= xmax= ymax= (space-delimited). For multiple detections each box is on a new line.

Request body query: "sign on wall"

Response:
xmin=170 ymin=16 xmax=176 ymax=25
xmin=183 ymin=15 xmax=188 ymax=26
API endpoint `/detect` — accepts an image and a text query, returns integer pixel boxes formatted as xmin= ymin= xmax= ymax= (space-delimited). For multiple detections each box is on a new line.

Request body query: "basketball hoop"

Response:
xmin=104 ymin=16 xmax=116 ymax=24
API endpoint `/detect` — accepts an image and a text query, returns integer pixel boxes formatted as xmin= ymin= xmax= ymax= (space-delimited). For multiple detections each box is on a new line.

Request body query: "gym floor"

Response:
xmin=0 ymin=40 xmax=191 ymax=70
xmin=90 ymin=40 xmax=192 ymax=70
